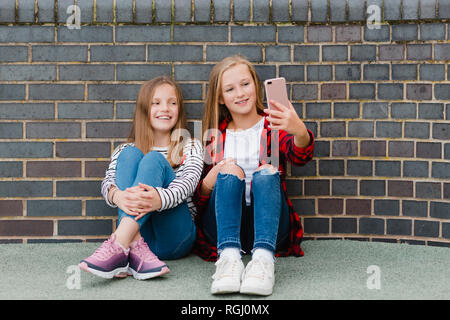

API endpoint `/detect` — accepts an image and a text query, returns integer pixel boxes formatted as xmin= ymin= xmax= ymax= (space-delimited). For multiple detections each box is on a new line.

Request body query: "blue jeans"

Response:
xmin=201 ymin=167 xmax=290 ymax=254
xmin=115 ymin=147 xmax=196 ymax=260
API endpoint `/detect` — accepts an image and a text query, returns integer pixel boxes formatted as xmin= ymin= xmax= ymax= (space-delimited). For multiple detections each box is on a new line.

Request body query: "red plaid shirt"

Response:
xmin=192 ymin=114 xmax=315 ymax=261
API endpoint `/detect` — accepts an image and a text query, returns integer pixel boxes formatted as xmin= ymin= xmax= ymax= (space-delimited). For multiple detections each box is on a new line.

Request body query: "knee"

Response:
xmin=117 ymin=146 xmax=143 ymax=164
xmin=254 ymin=164 xmax=278 ymax=175
xmin=219 ymin=162 xmax=245 ymax=180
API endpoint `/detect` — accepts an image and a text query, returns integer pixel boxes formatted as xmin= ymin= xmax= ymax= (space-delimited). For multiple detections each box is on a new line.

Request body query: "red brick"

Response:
xmin=346 ymin=199 xmax=371 ymax=215
xmin=0 ymin=220 xmax=53 ymax=236
xmin=0 ymin=200 xmax=23 ymax=217
xmin=318 ymin=198 xmax=343 ymax=215
xmin=321 ymin=83 xmax=346 ymax=100
xmin=27 ymin=161 xmax=81 ymax=177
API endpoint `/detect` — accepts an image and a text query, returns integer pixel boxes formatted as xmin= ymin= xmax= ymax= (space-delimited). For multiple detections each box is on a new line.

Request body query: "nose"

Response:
xmin=235 ymin=86 xmax=245 ymax=98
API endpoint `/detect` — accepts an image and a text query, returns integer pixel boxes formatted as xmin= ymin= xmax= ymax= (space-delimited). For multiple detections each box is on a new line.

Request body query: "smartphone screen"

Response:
xmin=264 ymin=77 xmax=290 ymax=110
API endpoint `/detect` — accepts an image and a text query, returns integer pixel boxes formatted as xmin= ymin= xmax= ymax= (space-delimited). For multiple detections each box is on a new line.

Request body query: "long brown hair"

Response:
xmin=202 ymin=55 xmax=265 ymax=153
xmin=128 ymin=76 xmax=187 ymax=167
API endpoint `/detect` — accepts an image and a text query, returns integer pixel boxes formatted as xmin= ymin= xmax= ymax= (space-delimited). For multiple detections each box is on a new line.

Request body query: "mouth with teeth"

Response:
xmin=235 ymin=98 xmax=249 ymax=106
xmin=155 ymin=115 xmax=172 ymax=120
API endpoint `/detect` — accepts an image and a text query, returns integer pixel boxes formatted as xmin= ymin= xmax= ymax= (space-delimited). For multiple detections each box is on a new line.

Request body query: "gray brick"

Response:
xmin=0 ymin=85 xmax=26 ymax=100
xmin=360 ymin=140 xmax=386 ymax=157
xmin=292 ymin=85 xmax=318 ymax=100
xmin=0 ymin=103 xmax=54 ymax=120
xmin=0 ymin=26 xmax=54 ymax=43
xmin=322 ymin=45 xmax=347 ymax=61
xmin=332 ymin=218 xmax=357 ymax=234
xmin=86 ymin=122 xmax=132 ymax=138
xmin=348 ymin=121 xmax=374 ymax=137
xmin=291 ymin=199 xmax=315 ymax=215
xmin=116 ymin=103 xmax=135 ymax=119
xmin=58 ymin=219 xmax=112 ymax=236
xmin=194 ymin=0 xmax=211 ymax=22
xmin=148 ymin=45 xmax=203 ymax=62
xmin=420 ymin=23 xmax=446 ymax=40
xmin=335 ymin=25 xmax=361 ymax=42
xmin=307 ymin=65 xmax=332 ymax=81
xmin=0 ymin=46 xmax=28 ymax=62
xmin=213 ymin=0 xmax=231 ymax=21
xmin=305 ymin=103 xmax=331 ymax=119
xmin=0 ymin=181 xmax=52 ymax=197
xmin=330 ymin=0 xmax=346 ymax=22
xmin=360 ymin=218 xmax=384 ymax=235
xmin=332 ymin=179 xmax=357 ymax=196
xmin=303 ymin=218 xmax=329 ymax=234
xmin=27 ymin=200 xmax=82 ymax=217
xmin=37 ymin=0 xmax=55 ymax=22
xmin=265 ymin=46 xmax=290 ymax=62
xmin=86 ymin=200 xmax=116 ymax=217
xmin=332 ymin=140 xmax=358 ymax=156
xmin=174 ymin=25 xmax=228 ymax=42
xmin=174 ymin=0 xmax=192 ymax=22
xmin=378 ymin=84 xmax=403 ymax=100
xmin=294 ymin=46 xmax=320 ymax=62
xmin=154 ymin=0 xmax=172 ymax=22
xmin=279 ymin=65 xmax=304 ymax=82
xmin=185 ymin=103 xmax=205 ymax=120
xmin=135 ymin=0 xmax=153 ymax=23
xmin=32 ymin=45 xmax=88 ymax=62
xmin=116 ymin=0 xmax=133 ymax=22
xmin=420 ymin=64 xmax=445 ymax=81
xmin=363 ymin=64 xmax=389 ymax=80
xmin=404 ymin=122 xmax=430 ymax=139
xmin=415 ymin=220 xmax=439 ymax=238
xmin=253 ymin=0 xmax=270 ymax=22
xmin=90 ymin=45 xmax=145 ymax=62
xmin=360 ymin=180 xmax=385 ymax=196
xmin=350 ymin=84 xmax=376 ymax=100
xmin=272 ymin=0 xmax=290 ymax=22
xmin=376 ymin=121 xmax=402 ymax=138
xmin=350 ymin=45 xmax=376 ymax=61
xmin=0 ymin=123 xmax=22 ymax=139
xmin=379 ymin=44 xmax=404 ymax=61
xmin=58 ymin=26 xmax=113 ymax=42
xmin=233 ymin=0 xmax=250 ymax=21
xmin=391 ymin=103 xmax=416 ymax=119
xmin=0 ymin=162 xmax=22 ymax=178
xmin=29 ymin=84 xmax=84 ymax=101
xmin=76 ymin=0 xmax=93 ymax=23
xmin=407 ymin=44 xmax=432 ymax=60
xmin=291 ymin=160 xmax=316 ymax=176
xmin=416 ymin=142 xmax=441 ymax=159
xmin=416 ymin=182 xmax=441 ymax=199
xmin=407 ymin=84 xmax=432 ymax=100
xmin=231 ymin=26 xmax=276 ymax=43
xmin=95 ymin=0 xmax=113 ymax=22
xmin=26 ymin=122 xmax=80 ymax=139
xmin=403 ymin=0 xmax=419 ymax=20
xmin=374 ymin=199 xmax=399 ymax=216
xmin=0 ymin=142 xmax=53 ymax=158
xmin=438 ymin=0 xmax=450 ymax=19
xmin=403 ymin=161 xmax=429 ymax=177
xmin=59 ymin=64 xmax=114 ymax=81
xmin=402 ymin=200 xmax=427 ymax=217
xmin=334 ymin=103 xmax=359 ymax=118
xmin=384 ymin=0 xmax=401 ymax=20
xmin=387 ymin=219 xmax=412 ymax=236
xmin=179 ymin=84 xmax=202 ymax=100
xmin=430 ymin=202 xmax=450 ymax=219
xmin=420 ymin=0 xmax=437 ymax=19
xmin=307 ymin=26 xmax=332 ymax=42
xmin=310 ymin=0 xmax=328 ymax=22
xmin=447 ymin=104 xmax=450 ymax=120
xmin=18 ymin=0 xmax=36 ymax=23
xmin=432 ymin=162 xmax=450 ymax=179
xmin=0 ymin=65 xmax=56 ymax=81
xmin=375 ymin=160 xmax=401 ymax=176
xmin=116 ymin=64 xmax=171 ymax=81
xmin=320 ymin=121 xmax=346 ymax=137
xmin=435 ymin=43 xmax=450 ymax=60
xmin=206 ymin=45 xmax=262 ymax=62
xmin=433 ymin=123 xmax=450 ymax=140
xmin=304 ymin=180 xmax=330 ymax=196
xmin=435 ymin=85 xmax=450 ymax=100
xmin=347 ymin=160 xmax=372 ymax=176
xmin=348 ymin=0 xmax=365 ymax=21
xmin=116 ymin=26 xmax=171 ymax=42
xmin=174 ymin=64 xmax=214 ymax=81
xmin=56 ymin=142 xmax=110 ymax=158
xmin=364 ymin=25 xmax=390 ymax=42
xmin=392 ymin=64 xmax=417 ymax=80
xmin=88 ymin=84 xmax=141 ymax=101
xmin=335 ymin=65 xmax=360 ymax=81
xmin=418 ymin=103 xmax=444 ymax=120
xmin=291 ymin=0 xmax=308 ymax=22
xmin=58 ymin=103 xmax=113 ymax=119
xmin=392 ymin=24 xmax=418 ymax=41
xmin=278 ymin=26 xmax=304 ymax=43
xmin=0 ymin=0 xmax=16 ymax=22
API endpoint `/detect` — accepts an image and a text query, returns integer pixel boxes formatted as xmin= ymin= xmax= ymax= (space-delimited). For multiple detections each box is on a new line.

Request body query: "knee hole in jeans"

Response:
xmin=254 ymin=164 xmax=278 ymax=175
xmin=219 ymin=163 xmax=245 ymax=180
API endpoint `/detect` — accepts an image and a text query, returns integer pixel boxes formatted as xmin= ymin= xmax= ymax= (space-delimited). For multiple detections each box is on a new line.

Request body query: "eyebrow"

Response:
xmin=222 ymin=77 xmax=251 ymax=88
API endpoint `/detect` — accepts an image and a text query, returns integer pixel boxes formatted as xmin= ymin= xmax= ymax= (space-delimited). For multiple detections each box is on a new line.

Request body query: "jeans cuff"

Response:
xmin=217 ymin=239 xmax=241 ymax=252
xmin=252 ymin=241 xmax=276 ymax=253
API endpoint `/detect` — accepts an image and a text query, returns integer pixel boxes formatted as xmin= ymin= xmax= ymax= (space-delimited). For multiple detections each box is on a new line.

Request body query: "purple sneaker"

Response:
xmin=128 ymin=237 xmax=170 ymax=280
xmin=79 ymin=234 xmax=129 ymax=279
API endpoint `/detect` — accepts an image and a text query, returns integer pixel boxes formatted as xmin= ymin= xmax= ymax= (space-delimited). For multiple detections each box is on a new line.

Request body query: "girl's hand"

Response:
xmin=201 ymin=158 xmax=236 ymax=195
xmin=113 ymin=188 xmax=152 ymax=217
xmin=264 ymin=100 xmax=310 ymax=148
xmin=126 ymin=183 xmax=162 ymax=221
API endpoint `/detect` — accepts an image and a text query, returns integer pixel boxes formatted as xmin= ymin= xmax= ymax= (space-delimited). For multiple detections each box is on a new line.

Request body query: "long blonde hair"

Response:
xmin=128 ymin=76 xmax=187 ymax=167
xmin=202 ymin=55 xmax=265 ymax=155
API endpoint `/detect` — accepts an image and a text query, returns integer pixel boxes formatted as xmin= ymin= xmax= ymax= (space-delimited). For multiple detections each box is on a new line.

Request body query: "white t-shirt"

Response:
xmin=224 ymin=117 xmax=265 ymax=205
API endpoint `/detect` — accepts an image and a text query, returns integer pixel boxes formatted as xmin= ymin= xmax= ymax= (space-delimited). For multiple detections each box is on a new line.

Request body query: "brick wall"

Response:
xmin=0 ymin=0 xmax=449 ymax=247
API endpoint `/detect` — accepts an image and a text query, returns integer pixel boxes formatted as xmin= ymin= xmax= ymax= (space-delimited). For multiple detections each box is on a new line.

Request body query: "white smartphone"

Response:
xmin=264 ymin=77 xmax=290 ymax=110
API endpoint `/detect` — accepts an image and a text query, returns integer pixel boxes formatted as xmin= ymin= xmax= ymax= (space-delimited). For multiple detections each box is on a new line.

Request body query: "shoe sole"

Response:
xmin=240 ymin=284 xmax=273 ymax=296
xmin=78 ymin=262 xmax=129 ymax=279
xmin=128 ymin=266 xmax=170 ymax=280
xmin=211 ymin=282 xmax=241 ymax=294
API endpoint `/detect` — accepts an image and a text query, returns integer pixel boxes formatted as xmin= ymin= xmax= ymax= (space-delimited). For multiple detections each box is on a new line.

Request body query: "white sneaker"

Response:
xmin=211 ymin=256 xmax=245 ymax=294
xmin=240 ymin=257 xmax=275 ymax=296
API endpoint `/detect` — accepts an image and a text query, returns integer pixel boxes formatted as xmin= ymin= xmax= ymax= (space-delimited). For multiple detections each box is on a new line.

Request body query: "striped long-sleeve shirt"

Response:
xmin=101 ymin=138 xmax=204 ymax=220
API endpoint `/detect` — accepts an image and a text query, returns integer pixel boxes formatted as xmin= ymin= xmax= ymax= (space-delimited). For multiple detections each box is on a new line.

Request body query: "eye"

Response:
xmin=225 ymin=87 xmax=233 ymax=92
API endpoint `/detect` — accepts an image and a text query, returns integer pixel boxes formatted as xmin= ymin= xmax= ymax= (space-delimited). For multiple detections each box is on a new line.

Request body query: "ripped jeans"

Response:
xmin=115 ymin=147 xmax=196 ymax=260
xmin=201 ymin=167 xmax=290 ymax=254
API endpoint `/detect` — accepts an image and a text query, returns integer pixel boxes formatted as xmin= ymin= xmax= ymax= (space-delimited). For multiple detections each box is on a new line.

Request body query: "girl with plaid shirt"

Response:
xmin=192 ymin=56 xmax=315 ymax=296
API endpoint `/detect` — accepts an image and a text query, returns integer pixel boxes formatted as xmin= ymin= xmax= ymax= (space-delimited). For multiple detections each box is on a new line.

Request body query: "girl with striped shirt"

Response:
xmin=79 ymin=76 xmax=203 ymax=280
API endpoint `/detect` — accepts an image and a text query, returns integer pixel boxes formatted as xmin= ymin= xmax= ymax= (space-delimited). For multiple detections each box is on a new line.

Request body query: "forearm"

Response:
xmin=293 ymin=123 xmax=310 ymax=148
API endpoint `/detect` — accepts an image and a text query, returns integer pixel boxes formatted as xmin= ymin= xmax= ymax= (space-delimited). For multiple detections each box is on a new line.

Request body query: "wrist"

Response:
xmin=110 ymin=188 xmax=119 ymax=205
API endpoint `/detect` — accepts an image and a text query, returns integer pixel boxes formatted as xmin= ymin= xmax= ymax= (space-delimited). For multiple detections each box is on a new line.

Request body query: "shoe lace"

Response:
xmin=92 ymin=237 xmax=118 ymax=260
xmin=242 ymin=257 xmax=271 ymax=280
xmin=212 ymin=256 xmax=239 ymax=280
xmin=134 ymin=239 xmax=157 ymax=262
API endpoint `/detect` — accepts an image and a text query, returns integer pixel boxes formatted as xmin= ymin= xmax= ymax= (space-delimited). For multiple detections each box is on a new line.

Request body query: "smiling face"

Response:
xmin=219 ymin=63 xmax=257 ymax=118
xmin=149 ymin=83 xmax=179 ymax=135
